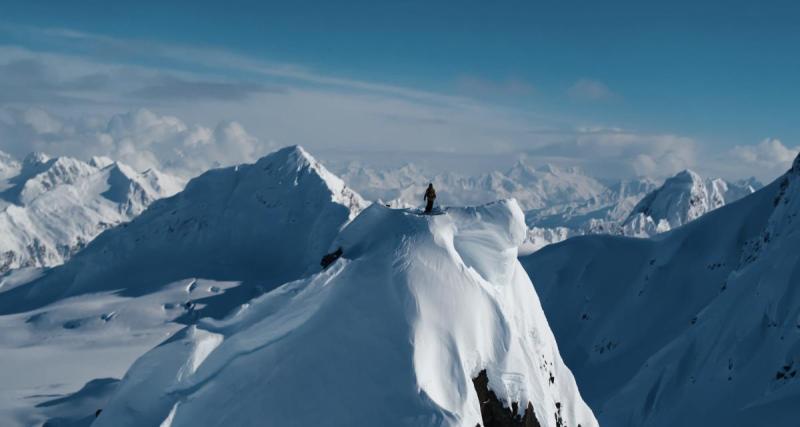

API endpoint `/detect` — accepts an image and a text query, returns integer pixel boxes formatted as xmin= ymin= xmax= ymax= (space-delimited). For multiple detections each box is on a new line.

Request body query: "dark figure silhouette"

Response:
xmin=424 ymin=183 xmax=436 ymax=213
xmin=320 ymin=247 xmax=343 ymax=269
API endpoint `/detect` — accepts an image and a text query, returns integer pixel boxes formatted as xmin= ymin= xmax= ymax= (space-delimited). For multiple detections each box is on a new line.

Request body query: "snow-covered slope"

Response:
xmin=0 ymin=153 xmax=184 ymax=272
xmin=520 ymin=153 xmax=800 ymax=426
xmin=0 ymin=145 xmax=367 ymax=426
xmin=0 ymin=145 xmax=366 ymax=313
xmin=95 ymin=200 xmax=597 ymax=427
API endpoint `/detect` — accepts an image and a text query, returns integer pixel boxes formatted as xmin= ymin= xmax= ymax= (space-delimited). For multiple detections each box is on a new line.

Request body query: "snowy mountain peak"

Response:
xmin=94 ymin=200 xmax=597 ymax=427
xmin=539 ymin=163 xmax=564 ymax=174
xmin=101 ymin=161 xmax=186 ymax=212
xmin=0 ymin=153 xmax=184 ymax=272
xmin=507 ymin=158 xmax=536 ymax=177
xmin=624 ymin=168 xmax=754 ymax=232
xmin=257 ymin=145 xmax=328 ymax=180
xmin=257 ymin=145 xmax=366 ymax=218
xmin=1 ymin=146 xmax=367 ymax=306
xmin=269 ymin=144 xmax=313 ymax=165
xmin=671 ymin=168 xmax=703 ymax=184
xmin=89 ymin=156 xmax=115 ymax=169
xmin=15 ymin=156 xmax=100 ymax=205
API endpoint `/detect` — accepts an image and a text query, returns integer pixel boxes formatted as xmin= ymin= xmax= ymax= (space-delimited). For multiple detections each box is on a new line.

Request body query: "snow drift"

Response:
xmin=95 ymin=200 xmax=597 ymax=427
xmin=521 ymin=153 xmax=800 ymax=426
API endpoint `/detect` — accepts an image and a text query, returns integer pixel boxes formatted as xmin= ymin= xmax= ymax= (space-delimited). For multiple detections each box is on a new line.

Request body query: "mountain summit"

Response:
xmin=0 ymin=145 xmax=366 ymax=313
xmin=95 ymin=200 xmax=597 ymax=427
xmin=621 ymin=168 xmax=756 ymax=236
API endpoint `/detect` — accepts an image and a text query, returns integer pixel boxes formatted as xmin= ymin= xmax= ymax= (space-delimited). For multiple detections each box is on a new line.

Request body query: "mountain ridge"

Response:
xmin=520 ymin=151 xmax=800 ymax=426
xmin=0 ymin=152 xmax=184 ymax=273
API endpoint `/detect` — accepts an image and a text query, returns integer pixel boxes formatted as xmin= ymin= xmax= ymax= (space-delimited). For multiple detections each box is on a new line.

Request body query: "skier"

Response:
xmin=424 ymin=183 xmax=436 ymax=214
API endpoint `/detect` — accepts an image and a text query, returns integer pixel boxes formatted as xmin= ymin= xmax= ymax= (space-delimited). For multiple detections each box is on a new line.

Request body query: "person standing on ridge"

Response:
xmin=424 ymin=183 xmax=436 ymax=214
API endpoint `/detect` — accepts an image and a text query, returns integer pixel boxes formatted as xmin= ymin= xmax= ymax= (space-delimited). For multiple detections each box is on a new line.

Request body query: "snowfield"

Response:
xmin=521 ymin=153 xmax=800 ymax=426
xmin=94 ymin=200 xmax=597 ymax=427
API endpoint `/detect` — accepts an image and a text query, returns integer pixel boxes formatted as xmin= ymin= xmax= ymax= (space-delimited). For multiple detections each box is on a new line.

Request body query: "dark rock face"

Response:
xmin=320 ymin=247 xmax=343 ymax=269
xmin=472 ymin=369 xmax=542 ymax=427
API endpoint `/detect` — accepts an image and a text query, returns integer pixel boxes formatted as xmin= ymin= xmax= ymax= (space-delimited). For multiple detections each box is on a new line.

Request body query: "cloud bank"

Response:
xmin=730 ymin=138 xmax=800 ymax=172
xmin=0 ymin=107 xmax=272 ymax=177
xmin=0 ymin=26 xmax=793 ymax=182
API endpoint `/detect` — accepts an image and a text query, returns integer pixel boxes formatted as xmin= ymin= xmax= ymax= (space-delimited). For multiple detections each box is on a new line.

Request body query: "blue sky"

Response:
xmin=0 ymin=0 xmax=798 ymax=180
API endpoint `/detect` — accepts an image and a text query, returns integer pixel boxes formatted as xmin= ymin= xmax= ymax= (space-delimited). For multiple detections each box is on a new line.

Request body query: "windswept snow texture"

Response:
xmin=0 ymin=150 xmax=185 ymax=272
xmin=95 ymin=201 xmax=597 ymax=427
xmin=0 ymin=145 xmax=366 ymax=313
xmin=520 ymin=153 xmax=800 ymax=426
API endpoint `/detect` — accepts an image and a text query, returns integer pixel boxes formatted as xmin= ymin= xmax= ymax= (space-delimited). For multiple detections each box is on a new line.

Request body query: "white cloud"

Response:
xmin=0 ymin=26 xmax=790 ymax=182
xmin=730 ymin=138 xmax=799 ymax=170
xmin=0 ymin=107 xmax=273 ymax=177
xmin=567 ymin=78 xmax=616 ymax=101
xmin=517 ymin=127 xmax=696 ymax=178
xmin=720 ymin=138 xmax=800 ymax=180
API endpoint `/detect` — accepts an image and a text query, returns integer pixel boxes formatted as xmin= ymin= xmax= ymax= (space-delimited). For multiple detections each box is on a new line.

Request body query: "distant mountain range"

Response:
xmin=334 ymin=160 xmax=761 ymax=252
xmin=0 ymin=150 xmax=184 ymax=273
xmin=0 ymin=148 xmax=763 ymax=276
xmin=520 ymin=150 xmax=800 ymax=426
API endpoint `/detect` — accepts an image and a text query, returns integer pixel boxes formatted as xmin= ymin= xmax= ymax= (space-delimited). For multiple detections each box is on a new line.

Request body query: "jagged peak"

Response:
xmin=539 ymin=163 xmax=562 ymax=174
xmin=668 ymin=169 xmax=703 ymax=184
xmin=89 ymin=156 xmax=115 ymax=169
xmin=231 ymin=146 xmax=366 ymax=217
xmin=262 ymin=144 xmax=314 ymax=167
xmin=505 ymin=159 xmax=537 ymax=181
xmin=106 ymin=160 xmax=139 ymax=179
xmin=509 ymin=158 xmax=534 ymax=171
